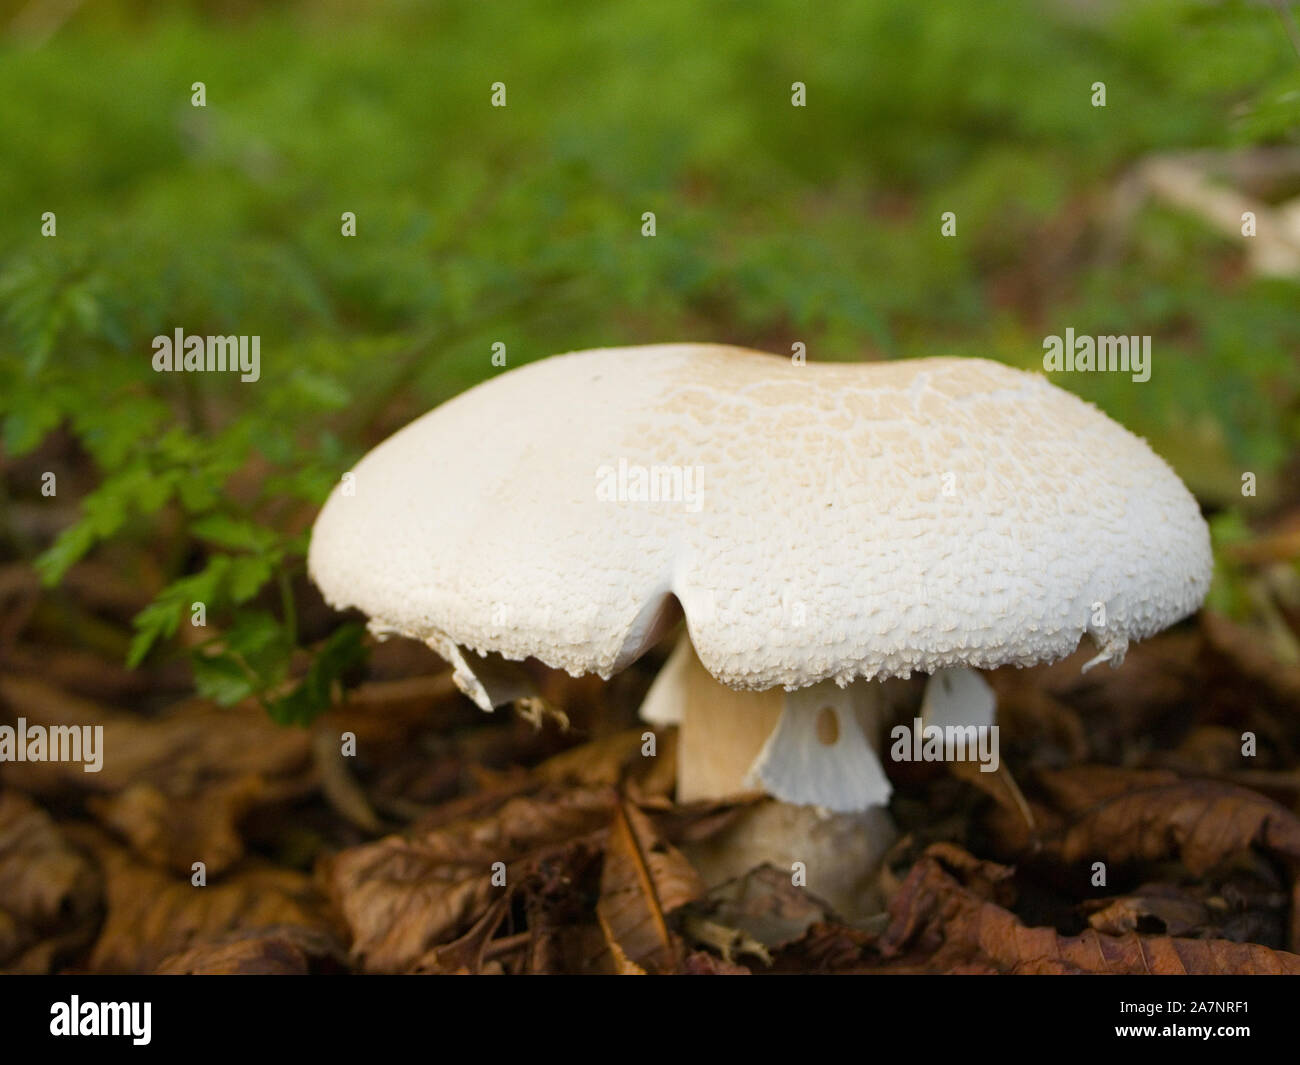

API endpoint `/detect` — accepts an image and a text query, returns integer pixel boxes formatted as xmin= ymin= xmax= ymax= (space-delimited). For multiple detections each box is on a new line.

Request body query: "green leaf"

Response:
xmin=223 ymin=609 xmax=285 ymax=658
xmin=192 ymin=652 xmax=258 ymax=705
xmin=267 ymin=623 xmax=367 ymax=726
xmin=126 ymin=596 xmax=187 ymax=667
xmin=1 ymin=398 xmax=62 ymax=456
xmin=34 ymin=523 xmax=98 ymax=587
xmin=125 ymin=557 xmax=232 ymax=666
xmin=191 ymin=514 xmax=278 ymax=553
xmin=221 ymin=609 xmax=293 ymax=683
xmin=229 ymin=554 xmax=275 ymax=603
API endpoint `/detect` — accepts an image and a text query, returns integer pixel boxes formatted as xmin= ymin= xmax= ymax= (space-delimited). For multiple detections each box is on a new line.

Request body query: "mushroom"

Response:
xmin=308 ymin=344 xmax=1212 ymax=916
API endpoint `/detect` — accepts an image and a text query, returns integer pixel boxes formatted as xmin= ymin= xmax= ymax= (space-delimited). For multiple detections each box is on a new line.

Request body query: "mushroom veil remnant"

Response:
xmin=308 ymin=344 xmax=1213 ymax=915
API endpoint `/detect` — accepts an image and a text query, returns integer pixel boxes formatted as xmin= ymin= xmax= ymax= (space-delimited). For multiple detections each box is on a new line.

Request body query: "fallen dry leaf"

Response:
xmin=76 ymin=829 xmax=334 ymax=974
xmin=325 ymin=785 xmax=613 ymax=972
xmin=88 ymin=776 xmax=275 ymax=878
xmin=1038 ymin=768 xmax=1300 ymax=874
xmin=681 ymin=949 xmax=751 ymax=974
xmin=516 ymin=839 xmax=618 ymax=975
xmin=155 ymin=925 xmax=345 ymax=974
xmin=0 ymin=676 xmax=314 ymax=875
xmin=986 ymin=674 xmax=1089 ymax=768
xmin=420 ymin=896 xmax=515 ymax=973
xmin=319 ymin=673 xmax=477 ymax=759
xmin=878 ymin=843 xmax=1300 ymax=974
xmin=768 ymin=921 xmax=880 ymax=972
xmin=526 ymin=918 xmax=620 ymax=976
xmin=595 ymin=798 xmax=703 ymax=972
xmin=536 ymin=727 xmax=676 ymax=799
xmin=0 ymin=791 xmax=100 ymax=972
xmin=1203 ymin=610 xmax=1300 ymax=706
xmin=688 ymin=863 xmax=831 ymax=955
xmin=1084 ymin=883 xmax=1225 ymax=939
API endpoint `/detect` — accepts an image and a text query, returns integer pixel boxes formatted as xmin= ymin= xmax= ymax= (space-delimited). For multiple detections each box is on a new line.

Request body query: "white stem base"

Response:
xmin=639 ymin=635 xmax=899 ymax=916
xmin=681 ymin=801 xmax=896 ymax=918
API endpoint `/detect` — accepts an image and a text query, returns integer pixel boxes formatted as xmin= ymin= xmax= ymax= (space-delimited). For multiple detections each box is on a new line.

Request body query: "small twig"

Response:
xmin=482 ymin=931 xmax=531 ymax=960
xmin=311 ymin=724 xmax=386 ymax=833
xmin=998 ymin=763 xmax=1038 ymax=832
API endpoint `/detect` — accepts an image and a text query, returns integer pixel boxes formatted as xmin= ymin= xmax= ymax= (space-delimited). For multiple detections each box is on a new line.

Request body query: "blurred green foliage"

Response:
xmin=0 ymin=0 xmax=1297 ymax=720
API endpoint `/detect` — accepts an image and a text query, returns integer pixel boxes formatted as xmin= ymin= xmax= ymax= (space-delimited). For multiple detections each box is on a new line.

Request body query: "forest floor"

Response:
xmin=4 ymin=490 xmax=1300 ymax=974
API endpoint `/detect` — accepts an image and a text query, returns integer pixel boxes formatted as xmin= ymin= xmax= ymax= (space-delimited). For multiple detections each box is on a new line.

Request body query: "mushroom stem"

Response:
xmin=640 ymin=636 xmax=899 ymax=917
xmin=642 ymin=639 xmax=784 ymax=802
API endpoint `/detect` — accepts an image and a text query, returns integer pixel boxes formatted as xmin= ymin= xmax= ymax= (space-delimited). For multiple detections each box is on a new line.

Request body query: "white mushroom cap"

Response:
xmin=308 ymin=344 xmax=1212 ymax=709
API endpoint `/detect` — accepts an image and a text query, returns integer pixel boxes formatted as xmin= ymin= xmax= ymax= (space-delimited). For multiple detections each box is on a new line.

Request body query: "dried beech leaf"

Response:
xmin=601 ymin=931 xmax=649 ymax=975
xmin=79 ymin=832 xmax=331 ymax=974
xmin=536 ymin=728 xmax=677 ymax=800
xmin=88 ymin=776 xmax=272 ymax=877
xmin=528 ymin=921 xmax=623 ymax=976
xmin=1038 ymin=766 xmax=1182 ymax=810
xmin=535 ymin=730 xmax=648 ymax=787
xmin=769 ymin=921 xmax=879 ymax=972
xmin=880 ymin=844 xmax=1300 ymax=974
xmin=1203 ymin=611 xmax=1300 ymax=705
xmin=595 ymin=799 xmax=703 ymax=972
xmin=0 ymin=791 xmax=100 ymax=972
xmin=682 ymin=949 xmax=751 ymax=974
xmin=990 ymin=633 xmax=1206 ymax=767
xmin=0 ymin=678 xmax=310 ymax=796
xmin=325 ymin=786 xmax=613 ymax=972
xmin=1085 ymin=891 xmax=1209 ymax=938
xmin=1041 ymin=770 xmax=1300 ymax=873
xmin=517 ymin=841 xmax=611 ymax=974
xmin=321 ymin=674 xmax=473 ymax=753
xmin=695 ymin=864 xmax=831 ymax=952
xmin=646 ymin=797 xmax=761 ymax=846
xmin=629 ymin=728 xmax=678 ymax=801
xmin=155 ymin=924 xmax=345 ymax=974
xmin=3 ymin=645 xmax=156 ymax=703
xmin=1155 ymin=726 xmax=1254 ymax=777
xmin=0 ymin=677 xmax=313 ymax=875
xmin=986 ymin=672 xmax=1089 ymax=766
xmin=979 ymin=798 xmax=1062 ymax=856
xmin=419 ymin=896 xmax=514 ymax=974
